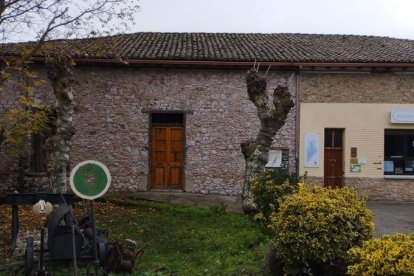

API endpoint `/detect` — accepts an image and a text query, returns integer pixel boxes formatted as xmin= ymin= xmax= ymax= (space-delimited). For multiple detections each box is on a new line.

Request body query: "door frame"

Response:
xmin=323 ymin=128 xmax=344 ymax=188
xmin=148 ymin=112 xmax=186 ymax=190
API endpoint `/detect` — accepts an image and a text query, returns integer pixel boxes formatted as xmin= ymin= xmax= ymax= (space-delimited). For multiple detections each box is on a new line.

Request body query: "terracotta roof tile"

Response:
xmin=1 ymin=32 xmax=414 ymax=63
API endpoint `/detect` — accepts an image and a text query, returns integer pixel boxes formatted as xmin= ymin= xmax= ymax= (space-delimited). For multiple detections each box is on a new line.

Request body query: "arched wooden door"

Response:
xmin=151 ymin=113 xmax=184 ymax=189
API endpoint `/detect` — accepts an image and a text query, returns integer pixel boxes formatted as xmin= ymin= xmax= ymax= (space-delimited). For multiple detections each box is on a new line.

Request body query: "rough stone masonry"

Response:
xmin=0 ymin=66 xmax=297 ymax=195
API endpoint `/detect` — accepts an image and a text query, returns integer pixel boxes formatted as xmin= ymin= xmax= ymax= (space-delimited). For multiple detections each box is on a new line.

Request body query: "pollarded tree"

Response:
xmin=241 ymin=67 xmax=294 ymax=213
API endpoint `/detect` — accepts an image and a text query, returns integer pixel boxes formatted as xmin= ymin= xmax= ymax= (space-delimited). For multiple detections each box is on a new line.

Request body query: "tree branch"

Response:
xmin=245 ymin=68 xmax=268 ymax=110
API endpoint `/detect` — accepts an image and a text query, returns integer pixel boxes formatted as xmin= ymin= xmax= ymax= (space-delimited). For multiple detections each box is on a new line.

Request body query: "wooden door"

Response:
xmin=151 ymin=126 xmax=183 ymax=189
xmin=324 ymin=129 xmax=344 ymax=188
xmin=324 ymin=149 xmax=344 ymax=188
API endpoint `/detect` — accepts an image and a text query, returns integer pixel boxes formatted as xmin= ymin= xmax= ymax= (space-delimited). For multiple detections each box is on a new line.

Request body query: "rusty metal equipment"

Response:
xmin=24 ymin=204 xmax=83 ymax=275
xmin=47 ymin=204 xmax=83 ymax=260
xmin=24 ymin=203 xmax=144 ymax=275
xmin=6 ymin=193 xmax=74 ymax=253
xmin=103 ymin=240 xmax=144 ymax=274
xmin=21 ymin=161 xmax=144 ymax=275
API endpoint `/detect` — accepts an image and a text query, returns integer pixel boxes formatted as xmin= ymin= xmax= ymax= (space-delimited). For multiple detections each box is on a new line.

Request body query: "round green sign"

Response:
xmin=70 ymin=160 xmax=111 ymax=200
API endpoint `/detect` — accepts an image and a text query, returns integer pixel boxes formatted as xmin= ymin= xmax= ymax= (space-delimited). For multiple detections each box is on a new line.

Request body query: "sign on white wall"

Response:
xmin=390 ymin=109 xmax=414 ymax=124
xmin=265 ymin=150 xmax=282 ymax=168
xmin=304 ymin=133 xmax=320 ymax=167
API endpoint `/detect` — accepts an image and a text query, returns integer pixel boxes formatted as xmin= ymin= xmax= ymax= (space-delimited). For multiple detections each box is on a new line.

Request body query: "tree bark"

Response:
xmin=241 ymin=68 xmax=293 ymax=213
xmin=46 ymin=55 xmax=75 ymax=193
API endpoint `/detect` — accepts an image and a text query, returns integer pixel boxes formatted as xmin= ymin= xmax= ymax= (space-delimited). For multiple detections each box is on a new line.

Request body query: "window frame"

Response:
xmin=384 ymin=129 xmax=414 ymax=176
xmin=324 ymin=128 xmax=344 ymax=149
xmin=29 ymin=133 xmax=48 ymax=174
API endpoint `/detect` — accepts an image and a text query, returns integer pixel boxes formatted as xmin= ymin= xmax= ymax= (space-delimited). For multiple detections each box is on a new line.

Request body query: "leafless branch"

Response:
xmin=0 ymin=0 xmax=140 ymax=43
xmin=264 ymin=65 xmax=271 ymax=78
xmin=285 ymin=73 xmax=295 ymax=86
xmin=0 ymin=0 xmax=140 ymax=86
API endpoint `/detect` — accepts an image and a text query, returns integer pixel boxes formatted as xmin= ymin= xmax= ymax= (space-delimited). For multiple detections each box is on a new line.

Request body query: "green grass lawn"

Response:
xmin=99 ymin=198 xmax=270 ymax=275
xmin=1 ymin=197 xmax=270 ymax=275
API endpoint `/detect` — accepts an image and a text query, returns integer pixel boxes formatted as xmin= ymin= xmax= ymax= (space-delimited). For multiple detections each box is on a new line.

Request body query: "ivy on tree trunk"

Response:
xmin=46 ymin=54 xmax=75 ymax=193
xmin=241 ymin=68 xmax=294 ymax=213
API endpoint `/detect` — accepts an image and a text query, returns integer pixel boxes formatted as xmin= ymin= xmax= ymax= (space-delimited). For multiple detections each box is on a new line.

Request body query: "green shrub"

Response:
xmin=348 ymin=233 xmax=414 ymax=276
xmin=269 ymin=184 xmax=374 ymax=275
xmin=251 ymin=169 xmax=298 ymax=223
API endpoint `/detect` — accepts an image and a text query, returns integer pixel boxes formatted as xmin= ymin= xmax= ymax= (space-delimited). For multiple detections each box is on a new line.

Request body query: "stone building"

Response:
xmin=1 ymin=33 xmax=414 ymax=200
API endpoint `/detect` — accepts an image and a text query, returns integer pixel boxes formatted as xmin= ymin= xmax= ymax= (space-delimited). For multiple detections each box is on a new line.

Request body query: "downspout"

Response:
xmin=295 ymin=66 xmax=301 ymax=178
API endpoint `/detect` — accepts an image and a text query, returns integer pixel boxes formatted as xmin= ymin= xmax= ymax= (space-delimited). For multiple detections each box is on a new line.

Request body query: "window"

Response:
xmin=30 ymin=133 xmax=47 ymax=173
xmin=29 ymin=133 xmax=71 ymax=174
xmin=384 ymin=130 xmax=414 ymax=175
xmin=0 ymin=129 xmax=46 ymax=172
xmin=324 ymin=129 xmax=343 ymax=148
xmin=151 ymin=113 xmax=183 ymax=125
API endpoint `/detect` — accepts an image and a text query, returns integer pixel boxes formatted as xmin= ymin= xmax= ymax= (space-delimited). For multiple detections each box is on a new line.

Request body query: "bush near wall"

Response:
xmin=269 ymin=184 xmax=374 ymax=275
xmin=348 ymin=233 xmax=414 ymax=276
xmin=251 ymin=169 xmax=298 ymax=223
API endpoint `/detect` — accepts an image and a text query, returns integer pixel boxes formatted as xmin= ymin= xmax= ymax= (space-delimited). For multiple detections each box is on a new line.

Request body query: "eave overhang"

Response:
xmin=3 ymin=55 xmax=414 ymax=71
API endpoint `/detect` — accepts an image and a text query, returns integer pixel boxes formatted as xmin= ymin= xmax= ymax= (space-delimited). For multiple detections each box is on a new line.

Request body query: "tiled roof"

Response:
xmin=1 ymin=32 xmax=414 ymax=64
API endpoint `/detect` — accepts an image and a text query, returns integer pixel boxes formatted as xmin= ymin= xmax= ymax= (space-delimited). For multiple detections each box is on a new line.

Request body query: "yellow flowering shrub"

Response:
xmin=251 ymin=169 xmax=298 ymax=223
xmin=270 ymin=184 xmax=374 ymax=275
xmin=348 ymin=233 xmax=414 ymax=276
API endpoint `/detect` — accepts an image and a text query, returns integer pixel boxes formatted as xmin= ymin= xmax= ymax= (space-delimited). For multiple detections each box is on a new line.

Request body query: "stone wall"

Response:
xmin=308 ymin=176 xmax=414 ymax=201
xmin=0 ymin=78 xmax=21 ymax=192
xmin=0 ymin=153 xmax=17 ymax=192
xmin=300 ymin=72 xmax=414 ymax=103
xmin=346 ymin=177 xmax=414 ymax=201
xmin=0 ymin=69 xmax=54 ymax=192
xmin=0 ymin=65 xmax=297 ymax=195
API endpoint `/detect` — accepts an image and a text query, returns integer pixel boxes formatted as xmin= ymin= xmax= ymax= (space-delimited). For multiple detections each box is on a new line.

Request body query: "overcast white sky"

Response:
xmin=131 ymin=0 xmax=414 ymax=39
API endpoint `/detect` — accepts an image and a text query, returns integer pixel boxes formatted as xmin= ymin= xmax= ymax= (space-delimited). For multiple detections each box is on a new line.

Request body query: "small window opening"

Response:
xmin=324 ymin=128 xmax=343 ymax=148
xmin=151 ymin=113 xmax=183 ymax=125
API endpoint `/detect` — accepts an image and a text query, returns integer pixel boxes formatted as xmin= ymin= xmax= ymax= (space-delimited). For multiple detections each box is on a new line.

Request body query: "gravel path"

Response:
xmin=367 ymin=201 xmax=414 ymax=237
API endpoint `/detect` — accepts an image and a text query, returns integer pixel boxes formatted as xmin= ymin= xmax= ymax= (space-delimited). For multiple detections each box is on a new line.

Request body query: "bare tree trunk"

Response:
xmin=46 ymin=55 xmax=75 ymax=193
xmin=241 ymin=68 xmax=293 ymax=213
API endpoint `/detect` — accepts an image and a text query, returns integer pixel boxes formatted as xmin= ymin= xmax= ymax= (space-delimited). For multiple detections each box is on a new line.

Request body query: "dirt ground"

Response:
xmin=367 ymin=201 xmax=414 ymax=237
